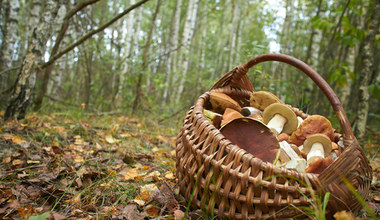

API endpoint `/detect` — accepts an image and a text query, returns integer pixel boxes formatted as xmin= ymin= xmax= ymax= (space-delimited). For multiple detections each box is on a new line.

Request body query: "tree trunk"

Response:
xmin=0 ymin=0 xmax=20 ymax=90
xmin=176 ymin=0 xmax=199 ymax=103
xmin=305 ymin=0 xmax=322 ymax=65
xmin=228 ymin=0 xmax=240 ymax=68
xmin=4 ymin=0 xmax=58 ymax=120
xmin=355 ymin=0 xmax=380 ymax=139
xmin=115 ymin=0 xmax=135 ymax=108
xmin=161 ymin=0 xmax=182 ymax=106
xmin=132 ymin=0 xmax=161 ymax=113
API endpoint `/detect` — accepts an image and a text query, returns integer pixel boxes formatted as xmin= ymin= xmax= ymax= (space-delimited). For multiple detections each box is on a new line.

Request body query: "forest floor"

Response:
xmin=0 ymin=111 xmax=379 ymax=219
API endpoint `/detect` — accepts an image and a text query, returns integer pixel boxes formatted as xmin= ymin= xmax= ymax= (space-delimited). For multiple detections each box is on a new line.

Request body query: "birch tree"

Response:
xmin=176 ymin=0 xmax=199 ymax=103
xmin=0 ymin=0 xmax=20 ymax=90
xmin=4 ymin=0 xmax=58 ymax=119
xmin=355 ymin=0 xmax=380 ymax=139
xmin=161 ymin=0 xmax=182 ymax=106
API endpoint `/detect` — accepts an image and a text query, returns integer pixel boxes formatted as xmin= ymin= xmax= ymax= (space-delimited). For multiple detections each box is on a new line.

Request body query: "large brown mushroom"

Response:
xmin=289 ymin=115 xmax=335 ymax=146
xmin=209 ymin=92 xmax=241 ymax=114
xmin=249 ymin=91 xmax=281 ymax=111
xmin=262 ymin=103 xmax=298 ymax=135
xmin=220 ymin=117 xmax=279 ymax=163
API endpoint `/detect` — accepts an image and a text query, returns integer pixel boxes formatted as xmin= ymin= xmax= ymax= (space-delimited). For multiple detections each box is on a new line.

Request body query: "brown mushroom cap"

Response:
xmin=249 ymin=91 xmax=281 ymax=111
xmin=262 ymin=103 xmax=298 ymax=134
xmin=209 ymin=92 xmax=241 ymax=114
xmin=305 ymin=157 xmax=334 ymax=174
xmin=289 ymin=115 xmax=335 ymax=146
xmin=220 ymin=117 xmax=279 ymax=163
xmin=221 ymin=108 xmax=243 ymax=127
xmin=303 ymin=133 xmax=332 ymax=156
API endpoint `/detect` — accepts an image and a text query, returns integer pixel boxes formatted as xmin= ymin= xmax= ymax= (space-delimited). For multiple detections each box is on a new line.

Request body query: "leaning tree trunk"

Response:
xmin=355 ymin=0 xmax=380 ymax=139
xmin=4 ymin=0 xmax=58 ymax=120
xmin=0 ymin=0 xmax=20 ymax=91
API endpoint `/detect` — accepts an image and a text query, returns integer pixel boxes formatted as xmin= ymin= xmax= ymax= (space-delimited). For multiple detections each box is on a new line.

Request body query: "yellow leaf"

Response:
xmin=333 ymin=211 xmax=360 ymax=220
xmin=133 ymin=184 xmax=159 ymax=205
xmin=74 ymin=155 xmax=84 ymax=163
xmin=12 ymin=159 xmax=24 ymax=166
xmin=124 ymin=168 xmax=139 ymax=181
xmin=105 ymin=135 xmax=118 ymax=144
xmin=107 ymin=170 xmax=117 ymax=175
xmin=12 ymin=136 xmax=27 ymax=145
xmin=164 ymin=172 xmax=175 ymax=180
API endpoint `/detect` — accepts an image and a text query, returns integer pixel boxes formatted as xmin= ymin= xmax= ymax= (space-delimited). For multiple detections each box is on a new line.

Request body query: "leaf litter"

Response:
xmin=0 ymin=113 xmax=379 ymax=219
xmin=0 ymin=113 xmax=186 ymax=219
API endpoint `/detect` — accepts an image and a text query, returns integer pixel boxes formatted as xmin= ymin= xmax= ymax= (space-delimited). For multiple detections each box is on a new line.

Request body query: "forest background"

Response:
xmin=0 ymin=0 xmax=379 ymax=218
xmin=0 ymin=0 xmax=379 ymax=140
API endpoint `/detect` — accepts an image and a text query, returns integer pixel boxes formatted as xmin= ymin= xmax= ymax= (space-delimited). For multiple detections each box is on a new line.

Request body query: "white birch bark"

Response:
xmin=115 ymin=0 xmax=135 ymax=107
xmin=356 ymin=0 xmax=380 ymax=139
xmin=176 ymin=0 xmax=199 ymax=103
xmin=5 ymin=0 xmax=58 ymax=119
xmin=228 ymin=1 xmax=240 ymax=68
xmin=161 ymin=0 xmax=182 ymax=106
xmin=0 ymin=0 xmax=20 ymax=89
xmin=48 ymin=2 xmax=68 ymax=97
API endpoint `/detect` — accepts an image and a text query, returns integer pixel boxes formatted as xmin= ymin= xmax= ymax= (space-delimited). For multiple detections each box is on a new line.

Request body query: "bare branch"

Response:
xmin=41 ymin=0 xmax=151 ymax=69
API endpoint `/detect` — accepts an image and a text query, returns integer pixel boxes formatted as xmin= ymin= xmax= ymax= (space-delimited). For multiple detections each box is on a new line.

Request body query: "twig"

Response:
xmin=0 ymin=66 xmax=21 ymax=75
xmin=5 ymin=164 xmax=46 ymax=174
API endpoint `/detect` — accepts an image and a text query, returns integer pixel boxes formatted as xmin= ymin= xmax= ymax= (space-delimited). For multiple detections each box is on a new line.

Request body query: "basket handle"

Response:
xmin=212 ymin=53 xmax=355 ymax=141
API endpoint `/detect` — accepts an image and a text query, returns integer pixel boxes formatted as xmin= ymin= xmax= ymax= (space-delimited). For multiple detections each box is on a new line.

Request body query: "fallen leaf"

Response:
xmin=164 ymin=171 xmax=175 ymax=180
xmin=18 ymin=204 xmax=37 ymax=219
xmin=133 ymin=184 xmax=159 ymax=205
xmin=333 ymin=211 xmax=360 ymax=220
xmin=2 ymin=157 xmax=11 ymax=164
xmin=50 ymin=212 xmax=67 ymax=220
xmin=105 ymin=135 xmax=118 ymax=144
xmin=174 ymin=209 xmax=185 ymax=220
xmin=12 ymin=159 xmax=24 ymax=166
xmin=123 ymin=168 xmax=140 ymax=181
xmin=145 ymin=205 xmax=160 ymax=217
xmin=373 ymin=195 xmax=380 ymax=202
xmin=122 ymin=204 xmax=140 ymax=220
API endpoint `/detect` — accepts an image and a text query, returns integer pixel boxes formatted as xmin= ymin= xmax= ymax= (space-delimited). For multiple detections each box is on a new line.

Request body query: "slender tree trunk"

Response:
xmin=228 ymin=0 xmax=240 ymax=68
xmin=115 ymin=0 xmax=135 ymax=107
xmin=305 ymin=0 xmax=322 ymax=65
xmin=355 ymin=0 xmax=380 ymax=139
xmin=0 ymin=0 xmax=20 ymax=90
xmin=4 ymin=0 xmax=58 ymax=120
xmin=176 ymin=0 xmax=199 ymax=103
xmin=132 ymin=0 xmax=161 ymax=113
xmin=161 ymin=0 xmax=182 ymax=106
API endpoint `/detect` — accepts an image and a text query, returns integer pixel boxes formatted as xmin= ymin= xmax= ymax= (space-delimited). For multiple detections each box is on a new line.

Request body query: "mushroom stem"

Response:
xmin=267 ymin=114 xmax=287 ymax=134
xmin=307 ymin=142 xmax=325 ymax=165
xmin=241 ymin=107 xmax=261 ymax=117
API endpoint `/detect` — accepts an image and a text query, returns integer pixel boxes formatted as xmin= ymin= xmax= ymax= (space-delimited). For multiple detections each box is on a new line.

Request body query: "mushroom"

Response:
xmin=262 ymin=103 xmax=298 ymax=135
xmin=277 ymin=133 xmax=289 ymax=142
xmin=249 ymin=91 xmax=281 ymax=111
xmin=289 ymin=115 xmax=335 ymax=146
xmin=303 ymin=134 xmax=332 ymax=165
xmin=305 ymin=157 xmax=334 ymax=174
xmin=209 ymin=91 xmax=241 ymax=114
xmin=297 ymin=116 xmax=304 ymax=128
xmin=220 ymin=117 xmax=279 ymax=163
xmin=278 ymin=141 xmax=307 ymax=172
xmin=221 ymin=108 xmax=243 ymax=127
xmin=241 ymin=106 xmax=262 ymax=117
xmin=203 ymin=109 xmax=223 ymax=129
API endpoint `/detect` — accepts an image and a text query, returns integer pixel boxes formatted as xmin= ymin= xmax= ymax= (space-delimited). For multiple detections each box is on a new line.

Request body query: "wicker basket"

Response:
xmin=175 ymin=54 xmax=372 ymax=219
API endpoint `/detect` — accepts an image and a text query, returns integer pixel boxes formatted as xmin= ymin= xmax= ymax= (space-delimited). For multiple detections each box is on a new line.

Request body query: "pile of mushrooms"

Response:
xmin=204 ymin=90 xmax=342 ymax=174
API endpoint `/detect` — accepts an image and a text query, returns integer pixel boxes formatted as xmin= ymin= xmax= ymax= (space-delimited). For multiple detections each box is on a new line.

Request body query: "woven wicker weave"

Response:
xmin=175 ymin=54 xmax=372 ymax=219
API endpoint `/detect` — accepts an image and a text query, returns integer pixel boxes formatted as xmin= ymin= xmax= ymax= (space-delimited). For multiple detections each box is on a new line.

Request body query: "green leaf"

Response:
xmin=369 ymin=84 xmax=380 ymax=99
xmin=28 ymin=212 xmax=50 ymax=220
